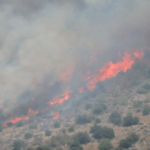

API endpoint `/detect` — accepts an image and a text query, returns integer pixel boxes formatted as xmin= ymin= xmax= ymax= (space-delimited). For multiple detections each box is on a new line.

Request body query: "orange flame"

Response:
xmin=59 ymin=64 xmax=74 ymax=82
xmin=53 ymin=112 xmax=60 ymax=120
xmin=47 ymin=88 xmax=71 ymax=106
xmin=4 ymin=108 xmax=38 ymax=126
xmin=78 ymin=87 xmax=84 ymax=93
xmin=87 ymin=52 xmax=144 ymax=91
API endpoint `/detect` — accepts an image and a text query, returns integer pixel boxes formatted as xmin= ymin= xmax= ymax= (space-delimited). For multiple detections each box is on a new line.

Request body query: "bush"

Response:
xmin=70 ymin=140 xmax=83 ymax=150
xmin=13 ymin=140 xmax=25 ymax=150
xmin=123 ymin=114 xmax=139 ymax=127
xmin=119 ymin=133 xmax=139 ymax=149
xmin=62 ymin=128 xmax=66 ymax=134
xmin=133 ymin=101 xmax=143 ymax=108
xmin=137 ymin=82 xmax=150 ymax=94
xmin=92 ymin=104 xmax=107 ymax=114
xmin=7 ymin=122 xmax=13 ymax=127
xmin=113 ymin=148 xmax=123 ymax=150
xmin=74 ymin=132 xmax=91 ymax=144
xmin=85 ymin=103 xmax=92 ymax=110
xmin=36 ymin=145 xmax=51 ymax=150
xmin=16 ymin=121 xmax=24 ymax=127
xmin=143 ymin=106 xmax=150 ymax=116
xmin=50 ymin=134 xmax=69 ymax=147
xmin=75 ymin=114 xmax=92 ymax=124
xmin=90 ymin=125 xmax=115 ymax=140
xmin=33 ymin=137 xmax=43 ymax=146
xmin=98 ymin=138 xmax=113 ymax=150
xmin=45 ymin=130 xmax=51 ymax=136
xmin=24 ymin=132 xmax=32 ymax=139
xmin=53 ymin=121 xmax=61 ymax=128
xmin=68 ymin=126 xmax=75 ymax=132
xmin=109 ymin=111 xmax=122 ymax=126
xmin=95 ymin=118 xmax=101 ymax=124
xmin=29 ymin=123 xmax=37 ymax=129
xmin=0 ymin=124 xmax=3 ymax=132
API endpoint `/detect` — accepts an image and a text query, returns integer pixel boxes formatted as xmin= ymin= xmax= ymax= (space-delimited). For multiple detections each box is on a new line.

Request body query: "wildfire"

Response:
xmin=86 ymin=51 xmax=144 ymax=91
xmin=59 ymin=64 xmax=74 ymax=82
xmin=47 ymin=88 xmax=71 ymax=106
xmin=53 ymin=112 xmax=60 ymax=120
xmin=4 ymin=108 xmax=38 ymax=126
xmin=78 ymin=87 xmax=84 ymax=93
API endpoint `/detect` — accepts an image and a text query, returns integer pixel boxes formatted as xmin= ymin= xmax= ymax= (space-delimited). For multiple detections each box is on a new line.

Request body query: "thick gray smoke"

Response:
xmin=0 ymin=0 xmax=149 ymax=106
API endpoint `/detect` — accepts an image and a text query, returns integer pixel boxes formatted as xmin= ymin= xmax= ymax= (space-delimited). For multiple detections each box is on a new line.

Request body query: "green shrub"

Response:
xmin=98 ymin=138 xmax=113 ymax=150
xmin=109 ymin=111 xmax=122 ymax=126
xmin=16 ymin=121 xmax=23 ymax=127
xmin=143 ymin=106 xmax=150 ymax=116
xmin=33 ymin=137 xmax=43 ymax=146
xmin=24 ymin=132 xmax=32 ymax=139
xmin=70 ymin=140 xmax=83 ymax=150
xmin=74 ymin=132 xmax=91 ymax=145
xmin=7 ymin=122 xmax=13 ymax=127
xmin=90 ymin=125 xmax=115 ymax=140
xmin=119 ymin=133 xmax=139 ymax=149
xmin=50 ymin=134 xmax=69 ymax=147
xmin=133 ymin=101 xmax=143 ymax=108
xmin=85 ymin=103 xmax=92 ymax=110
xmin=75 ymin=114 xmax=92 ymax=124
xmin=45 ymin=130 xmax=51 ymax=136
xmin=36 ymin=145 xmax=51 ymax=150
xmin=53 ymin=121 xmax=61 ymax=128
xmin=29 ymin=123 xmax=37 ymax=129
xmin=123 ymin=114 xmax=139 ymax=127
xmin=68 ymin=126 xmax=75 ymax=132
xmin=62 ymin=128 xmax=66 ymax=134
xmin=137 ymin=82 xmax=150 ymax=94
xmin=113 ymin=148 xmax=123 ymax=150
xmin=0 ymin=124 xmax=3 ymax=132
xmin=95 ymin=118 xmax=101 ymax=124
xmin=147 ymin=69 xmax=150 ymax=78
xmin=13 ymin=140 xmax=25 ymax=150
xmin=92 ymin=104 xmax=107 ymax=114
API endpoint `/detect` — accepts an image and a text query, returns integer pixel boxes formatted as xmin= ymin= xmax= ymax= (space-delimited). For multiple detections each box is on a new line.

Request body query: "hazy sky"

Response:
xmin=0 ymin=0 xmax=149 ymax=105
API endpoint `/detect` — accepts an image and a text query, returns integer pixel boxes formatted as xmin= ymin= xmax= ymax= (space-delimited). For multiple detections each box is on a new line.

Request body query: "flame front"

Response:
xmin=53 ymin=112 xmax=60 ymax=120
xmin=86 ymin=52 xmax=144 ymax=91
xmin=47 ymin=88 xmax=71 ymax=106
xmin=4 ymin=108 xmax=38 ymax=126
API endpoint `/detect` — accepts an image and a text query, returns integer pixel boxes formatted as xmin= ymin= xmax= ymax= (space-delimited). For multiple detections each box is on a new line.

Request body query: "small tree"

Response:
xmin=68 ymin=126 xmax=75 ymax=132
xmin=85 ymin=103 xmax=92 ymax=110
xmin=143 ymin=106 xmax=150 ymax=116
xmin=61 ymin=128 xmax=66 ymax=134
xmin=0 ymin=124 xmax=3 ymax=132
xmin=98 ymin=138 xmax=113 ymax=150
xmin=95 ymin=118 xmax=101 ymax=124
xmin=74 ymin=132 xmax=91 ymax=145
xmin=16 ymin=121 xmax=24 ymax=127
xmin=119 ymin=133 xmax=139 ymax=149
xmin=92 ymin=104 xmax=107 ymax=114
xmin=24 ymin=132 xmax=32 ymax=139
xmin=45 ymin=130 xmax=51 ymax=136
xmin=90 ymin=125 xmax=115 ymax=140
xmin=75 ymin=114 xmax=92 ymax=124
xmin=36 ymin=145 xmax=51 ymax=150
xmin=29 ymin=123 xmax=37 ymax=129
xmin=109 ymin=111 xmax=122 ymax=126
xmin=123 ymin=114 xmax=139 ymax=127
xmin=13 ymin=140 xmax=25 ymax=150
xmin=70 ymin=140 xmax=83 ymax=150
xmin=7 ymin=122 xmax=13 ymax=127
xmin=53 ymin=121 xmax=61 ymax=128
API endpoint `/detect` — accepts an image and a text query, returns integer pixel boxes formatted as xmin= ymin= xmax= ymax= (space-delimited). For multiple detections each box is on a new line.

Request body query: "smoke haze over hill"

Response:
xmin=0 ymin=0 xmax=149 ymax=109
